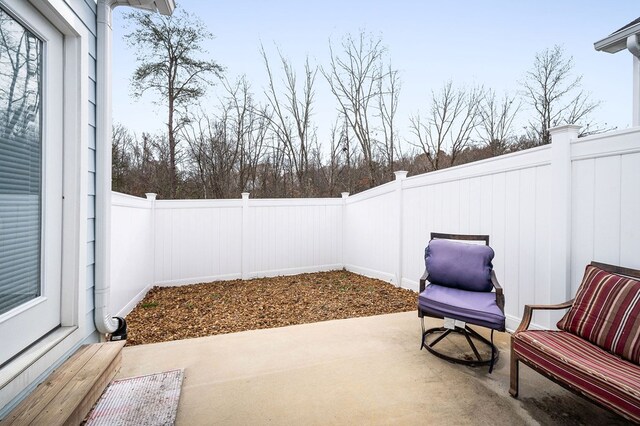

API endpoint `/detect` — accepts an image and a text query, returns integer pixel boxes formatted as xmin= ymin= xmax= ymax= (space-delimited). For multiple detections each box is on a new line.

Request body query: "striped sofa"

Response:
xmin=510 ymin=262 xmax=640 ymax=423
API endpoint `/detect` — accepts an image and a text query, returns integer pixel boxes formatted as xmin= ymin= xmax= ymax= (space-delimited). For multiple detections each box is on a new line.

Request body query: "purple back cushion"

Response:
xmin=425 ymin=239 xmax=494 ymax=292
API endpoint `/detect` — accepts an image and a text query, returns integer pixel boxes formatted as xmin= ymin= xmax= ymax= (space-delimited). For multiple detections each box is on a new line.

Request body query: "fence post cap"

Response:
xmin=394 ymin=171 xmax=408 ymax=180
xmin=549 ymin=124 xmax=581 ymax=136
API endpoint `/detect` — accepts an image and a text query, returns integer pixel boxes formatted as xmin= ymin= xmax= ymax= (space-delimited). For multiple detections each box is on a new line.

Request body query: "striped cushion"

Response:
xmin=557 ymin=265 xmax=640 ymax=364
xmin=513 ymin=330 xmax=640 ymax=423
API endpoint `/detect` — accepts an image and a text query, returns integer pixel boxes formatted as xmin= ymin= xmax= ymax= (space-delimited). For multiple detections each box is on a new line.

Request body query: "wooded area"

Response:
xmin=112 ymin=9 xmax=609 ymax=199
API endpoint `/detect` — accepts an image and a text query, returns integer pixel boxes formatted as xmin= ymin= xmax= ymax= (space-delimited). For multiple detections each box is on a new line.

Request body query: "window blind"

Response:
xmin=0 ymin=9 xmax=43 ymax=315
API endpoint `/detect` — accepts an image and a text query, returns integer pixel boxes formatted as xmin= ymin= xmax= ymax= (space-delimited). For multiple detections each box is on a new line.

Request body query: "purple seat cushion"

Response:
xmin=425 ymin=239 xmax=494 ymax=292
xmin=418 ymin=284 xmax=505 ymax=330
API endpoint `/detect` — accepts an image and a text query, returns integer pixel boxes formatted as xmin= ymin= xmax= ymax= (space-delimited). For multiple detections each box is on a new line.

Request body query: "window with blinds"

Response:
xmin=0 ymin=9 xmax=43 ymax=315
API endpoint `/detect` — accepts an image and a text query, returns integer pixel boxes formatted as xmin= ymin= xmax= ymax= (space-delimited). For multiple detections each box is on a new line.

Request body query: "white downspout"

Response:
xmin=627 ymin=34 xmax=640 ymax=126
xmin=95 ymin=0 xmax=120 ymax=335
xmin=95 ymin=0 xmax=170 ymax=336
xmin=95 ymin=0 xmax=172 ymax=335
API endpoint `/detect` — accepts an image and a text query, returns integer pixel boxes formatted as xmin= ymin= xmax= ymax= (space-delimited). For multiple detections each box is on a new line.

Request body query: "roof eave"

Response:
xmin=154 ymin=0 xmax=175 ymax=16
xmin=594 ymin=22 xmax=640 ymax=53
xmin=125 ymin=0 xmax=176 ymax=16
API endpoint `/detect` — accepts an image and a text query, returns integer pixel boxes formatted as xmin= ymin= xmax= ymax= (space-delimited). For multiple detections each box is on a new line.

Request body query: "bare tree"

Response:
xmin=182 ymin=76 xmax=269 ymax=198
xmin=261 ymin=133 xmax=288 ymax=197
xmin=377 ymin=63 xmax=400 ymax=176
xmin=261 ymin=45 xmax=317 ymax=196
xmin=409 ymin=81 xmax=484 ymax=170
xmin=183 ymin=115 xmax=230 ymax=198
xmin=112 ymin=124 xmax=135 ymax=192
xmin=0 ymin=11 xmax=41 ymax=140
xmin=323 ymin=32 xmax=399 ymax=186
xmin=315 ymin=118 xmax=346 ymax=196
xmin=220 ymin=76 xmax=269 ymax=193
xmin=113 ymin=131 xmax=173 ymax=198
xmin=339 ymin=113 xmax=354 ymax=192
xmin=124 ymin=8 xmax=223 ymax=198
xmin=477 ymin=90 xmax=520 ymax=156
xmin=521 ymin=45 xmax=606 ymax=145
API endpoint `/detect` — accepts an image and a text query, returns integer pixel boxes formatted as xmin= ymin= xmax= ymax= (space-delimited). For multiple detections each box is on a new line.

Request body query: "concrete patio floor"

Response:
xmin=117 ymin=312 xmax=630 ymax=425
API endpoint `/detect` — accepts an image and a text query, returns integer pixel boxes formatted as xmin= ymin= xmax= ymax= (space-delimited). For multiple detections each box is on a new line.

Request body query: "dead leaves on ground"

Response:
xmin=125 ymin=271 xmax=416 ymax=346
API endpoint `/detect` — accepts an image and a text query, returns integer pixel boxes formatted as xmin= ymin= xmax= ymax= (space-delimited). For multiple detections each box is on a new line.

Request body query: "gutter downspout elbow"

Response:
xmin=627 ymin=34 xmax=640 ymax=58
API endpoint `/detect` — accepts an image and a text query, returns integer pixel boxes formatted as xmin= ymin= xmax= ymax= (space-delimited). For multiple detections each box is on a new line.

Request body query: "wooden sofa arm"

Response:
xmin=491 ymin=270 xmax=504 ymax=311
xmin=515 ymin=300 xmax=575 ymax=333
xmin=419 ymin=269 xmax=428 ymax=292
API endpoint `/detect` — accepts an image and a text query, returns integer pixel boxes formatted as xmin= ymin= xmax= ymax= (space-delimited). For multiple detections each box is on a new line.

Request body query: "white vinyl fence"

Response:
xmin=110 ymin=193 xmax=344 ymax=316
xmin=111 ymin=125 xmax=640 ymax=330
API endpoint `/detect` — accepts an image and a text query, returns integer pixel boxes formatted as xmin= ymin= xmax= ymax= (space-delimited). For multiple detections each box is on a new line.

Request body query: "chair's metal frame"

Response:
xmin=418 ymin=233 xmax=505 ymax=373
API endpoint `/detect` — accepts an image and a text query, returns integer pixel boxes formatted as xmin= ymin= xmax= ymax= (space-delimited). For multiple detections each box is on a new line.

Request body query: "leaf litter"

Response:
xmin=124 ymin=270 xmax=416 ymax=345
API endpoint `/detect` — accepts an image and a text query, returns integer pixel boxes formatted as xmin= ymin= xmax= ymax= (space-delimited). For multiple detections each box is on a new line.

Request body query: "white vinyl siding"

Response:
xmin=64 ymin=0 xmax=98 ymax=340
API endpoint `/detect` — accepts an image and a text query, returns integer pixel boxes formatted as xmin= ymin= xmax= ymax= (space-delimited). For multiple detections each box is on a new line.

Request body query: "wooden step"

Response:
xmin=0 ymin=341 xmax=126 ymax=426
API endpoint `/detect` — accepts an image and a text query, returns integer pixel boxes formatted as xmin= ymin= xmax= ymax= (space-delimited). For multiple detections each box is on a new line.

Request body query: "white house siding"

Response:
xmin=63 ymin=0 xmax=100 ymax=343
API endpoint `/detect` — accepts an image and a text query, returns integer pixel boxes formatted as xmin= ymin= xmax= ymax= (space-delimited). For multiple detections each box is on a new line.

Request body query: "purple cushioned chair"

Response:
xmin=418 ymin=233 xmax=505 ymax=373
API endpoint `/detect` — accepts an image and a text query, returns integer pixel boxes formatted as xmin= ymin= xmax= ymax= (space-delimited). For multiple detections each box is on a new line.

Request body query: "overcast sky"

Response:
xmin=111 ymin=1 xmax=639 ymax=146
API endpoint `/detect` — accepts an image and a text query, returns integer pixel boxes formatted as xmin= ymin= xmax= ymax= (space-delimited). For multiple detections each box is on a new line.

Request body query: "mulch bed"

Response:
xmin=124 ymin=270 xmax=417 ymax=346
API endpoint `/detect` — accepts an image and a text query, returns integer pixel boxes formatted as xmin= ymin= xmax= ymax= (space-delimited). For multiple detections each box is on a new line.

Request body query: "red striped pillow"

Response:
xmin=557 ymin=264 xmax=640 ymax=364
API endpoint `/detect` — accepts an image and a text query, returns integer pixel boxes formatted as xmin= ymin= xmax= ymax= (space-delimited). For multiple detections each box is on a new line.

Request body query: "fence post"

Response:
xmin=549 ymin=125 xmax=580 ymax=305
xmin=241 ymin=192 xmax=250 ymax=280
xmin=341 ymin=192 xmax=350 ymax=269
xmin=145 ymin=193 xmax=157 ymax=285
xmin=394 ymin=171 xmax=408 ymax=287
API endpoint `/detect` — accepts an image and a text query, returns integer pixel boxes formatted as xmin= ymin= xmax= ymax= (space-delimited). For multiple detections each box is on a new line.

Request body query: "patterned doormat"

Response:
xmin=85 ymin=369 xmax=184 ymax=426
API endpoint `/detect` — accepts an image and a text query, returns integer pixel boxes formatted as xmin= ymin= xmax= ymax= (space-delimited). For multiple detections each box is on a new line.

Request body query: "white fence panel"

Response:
xmin=247 ymin=199 xmax=343 ymax=278
xmin=113 ymin=197 xmax=344 ymax=293
xmin=344 ymin=183 xmax=397 ymax=283
xmin=620 ymin=153 xmax=640 ymax=266
xmin=570 ymin=129 xmax=640 ymax=295
xmin=110 ymin=193 xmax=154 ymax=316
xmin=154 ymin=200 xmax=243 ymax=285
